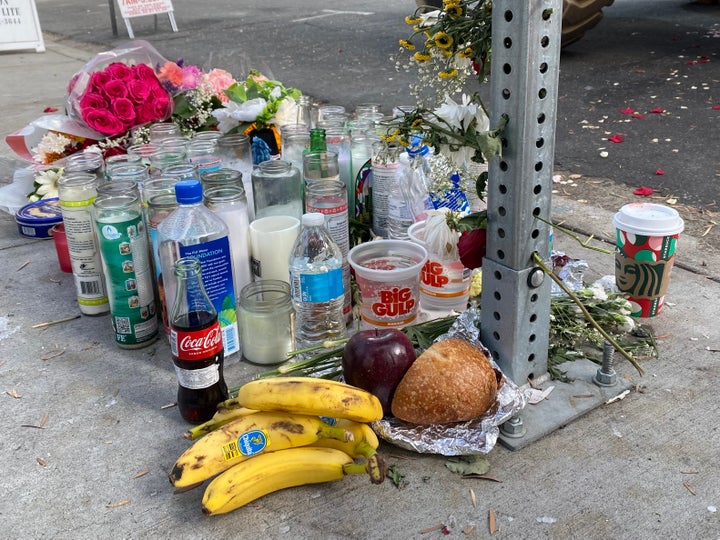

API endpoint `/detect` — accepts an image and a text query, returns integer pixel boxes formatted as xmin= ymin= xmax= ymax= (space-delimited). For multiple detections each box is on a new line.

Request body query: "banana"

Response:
xmin=311 ymin=419 xmax=388 ymax=485
xmin=201 ymin=447 xmax=371 ymax=515
xmin=183 ymin=406 xmax=258 ymax=441
xmin=310 ymin=418 xmax=379 ymax=457
xmin=236 ymin=377 xmax=384 ymax=423
xmin=169 ymin=411 xmax=352 ymax=487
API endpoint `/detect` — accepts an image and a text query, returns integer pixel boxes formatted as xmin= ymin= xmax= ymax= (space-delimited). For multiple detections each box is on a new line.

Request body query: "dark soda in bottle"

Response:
xmin=170 ymin=257 xmax=229 ymax=424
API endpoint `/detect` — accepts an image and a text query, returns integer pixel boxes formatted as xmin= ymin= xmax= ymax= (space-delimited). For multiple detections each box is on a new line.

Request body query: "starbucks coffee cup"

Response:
xmin=613 ymin=203 xmax=684 ymax=317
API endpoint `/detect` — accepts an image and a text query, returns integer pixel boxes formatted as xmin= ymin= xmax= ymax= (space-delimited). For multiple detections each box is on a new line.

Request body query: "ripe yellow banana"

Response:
xmin=183 ymin=406 xmax=258 ymax=441
xmin=169 ymin=411 xmax=352 ymax=487
xmin=201 ymin=447 xmax=370 ymax=515
xmin=236 ymin=377 xmax=384 ymax=423
xmin=311 ymin=418 xmax=388 ymax=484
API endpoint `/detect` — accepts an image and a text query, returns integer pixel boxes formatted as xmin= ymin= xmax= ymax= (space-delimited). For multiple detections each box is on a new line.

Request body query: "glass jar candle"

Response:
xmin=187 ymin=140 xmax=222 ymax=174
xmin=238 ymin=280 xmax=294 ymax=365
xmin=149 ymin=122 xmax=181 ymax=142
xmin=251 ymin=160 xmax=303 ymax=220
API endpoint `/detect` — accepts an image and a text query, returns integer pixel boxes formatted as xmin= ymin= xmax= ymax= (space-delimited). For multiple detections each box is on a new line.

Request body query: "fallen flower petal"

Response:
xmin=713 ymin=105 xmax=720 ymax=111
xmin=608 ymin=134 xmax=624 ymax=143
xmin=655 ymin=169 xmax=665 ymax=175
xmin=43 ymin=107 xmax=59 ymax=113
xmin=634 ymin=186 xmax=655 ymax=196
xmin=620 ymin=107 xmax=635 ymax=115
xmin=648 ymin=108 xmax=665 ymax=114
xmin=632 ymin=113 xmax=645 ymax=119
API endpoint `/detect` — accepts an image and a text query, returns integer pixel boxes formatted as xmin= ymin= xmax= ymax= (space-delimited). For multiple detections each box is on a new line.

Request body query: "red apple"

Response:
xmin=342 ymin=329 xmax=417 ymax=416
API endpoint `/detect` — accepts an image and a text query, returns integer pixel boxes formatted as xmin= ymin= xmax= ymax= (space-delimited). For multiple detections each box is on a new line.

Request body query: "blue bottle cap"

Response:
xmin=175 ymin=179 xmax=203 ymax=204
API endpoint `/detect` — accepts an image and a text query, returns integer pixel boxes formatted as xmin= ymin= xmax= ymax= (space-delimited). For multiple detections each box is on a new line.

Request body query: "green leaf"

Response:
xmin=445 ymin=455 xmax=490 ymax=476
xmin=387 ymin=464 xmax=406 ymax=488
xmin=224 ymin=82 xmax=247 ymax=103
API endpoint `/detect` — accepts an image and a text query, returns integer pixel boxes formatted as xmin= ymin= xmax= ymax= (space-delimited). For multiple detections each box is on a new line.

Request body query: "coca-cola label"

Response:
xmin=170 ymin=322 xmax=223 ymax=361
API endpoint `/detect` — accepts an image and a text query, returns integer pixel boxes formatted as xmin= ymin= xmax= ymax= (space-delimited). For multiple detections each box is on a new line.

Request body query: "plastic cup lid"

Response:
xmin=348 ymin=239 xmax=428 ymax=281
xmin=612 ymin=203 xmax=684 ymax=237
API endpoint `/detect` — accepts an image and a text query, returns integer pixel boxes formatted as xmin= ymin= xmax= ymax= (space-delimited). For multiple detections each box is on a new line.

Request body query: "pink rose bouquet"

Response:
xmin=75 ymin=62 xmax=172 ymax=137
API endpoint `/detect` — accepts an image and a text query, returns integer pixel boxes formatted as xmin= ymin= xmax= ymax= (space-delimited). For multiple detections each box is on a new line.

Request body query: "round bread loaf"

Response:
xmin=390 ymin=338 xmax=498 ymax=425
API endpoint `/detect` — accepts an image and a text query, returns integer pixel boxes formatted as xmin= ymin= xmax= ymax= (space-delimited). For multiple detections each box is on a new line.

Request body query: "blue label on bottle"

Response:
xmin=297 ymin=267 xmax=344 ymax=303
xmin=179 ymin=236 xmax=239 ymax=356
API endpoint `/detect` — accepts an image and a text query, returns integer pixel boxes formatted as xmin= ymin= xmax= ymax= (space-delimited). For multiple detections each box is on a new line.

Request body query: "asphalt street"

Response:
xmin=27 ymin=0 xmax=720 ymax=214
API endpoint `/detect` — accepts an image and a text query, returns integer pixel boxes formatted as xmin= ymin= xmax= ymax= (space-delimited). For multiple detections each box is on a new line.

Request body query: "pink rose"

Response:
xmin=80 ymin=92 xmax=107 ymax=111
xmin=127 ymin=79 xmax=152 ymax=103
xmin=102 ymin=79 xmax=129 ymax=100
xmin=202 ymin=68 xmax=235 ymax=102
xmin=83 ymin=108 xmax=125 ymax=136
xmin=151 ymin=95 xmax=172 ymax=121
xmin=136 ymin=103 xmax=156 ymax=124
xmin=133 ymin=64 xmax=158 ymax=82
xmin=88 ymin=71 xmax=110 ymax=93
xmin=112 ymin=97 xmax=137 ymax=125
xmin=105 ymin=62 xmax=133 ymax=80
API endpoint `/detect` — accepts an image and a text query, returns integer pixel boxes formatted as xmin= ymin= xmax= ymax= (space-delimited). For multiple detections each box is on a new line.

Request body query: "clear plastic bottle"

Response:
xmin=387 ymin=152 xmax=414 ymax=240
xmin=371 ymin=141 xmax=401 ymax=238
xmin=288 ymin=212 xmax=346 ymax=348
xmin=157 ymin=179 xmax=240 ymax=359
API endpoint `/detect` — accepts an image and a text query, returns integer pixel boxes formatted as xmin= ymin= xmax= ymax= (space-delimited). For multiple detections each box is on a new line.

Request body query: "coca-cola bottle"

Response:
xmin=169 ymin=256 xmax=229 ymax=424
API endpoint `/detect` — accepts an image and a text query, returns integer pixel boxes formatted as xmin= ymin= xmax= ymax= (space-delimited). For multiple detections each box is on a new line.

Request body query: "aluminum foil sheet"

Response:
xmin=373 ymin=308 xmax=526 ymax=455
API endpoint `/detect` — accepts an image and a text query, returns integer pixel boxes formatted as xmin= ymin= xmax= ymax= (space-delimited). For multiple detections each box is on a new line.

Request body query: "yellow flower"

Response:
xmin=438 ymin=68 xmax=458 ymax=79
xmin=433 ymin=31 xmax=453 ymax=50
xmin=441 ymin=48 xmax=453 ymax=58
xmin=413 ymin=51 xmax=432 ymax=63
xmin=445 ymin=4 xmax=463 ymax=18
xmin=458 ymin=46 xmax=474 ymax=58
xmin=411 ymin=118 xmax=424 ymax=129
xmin=405 ymin=15 xmax=422 ymax=25
xmin=399 ymin=39 xmax=415 ymax=51
xmin=382 ymin=130 xmax=399 ymax=143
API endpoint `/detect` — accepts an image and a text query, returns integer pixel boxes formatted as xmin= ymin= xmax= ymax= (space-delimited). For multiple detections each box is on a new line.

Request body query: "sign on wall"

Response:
xmin=0 ymin=0 xmax=45 ymax=52
xmin=115 ymin=0 xmax=178 ymax=39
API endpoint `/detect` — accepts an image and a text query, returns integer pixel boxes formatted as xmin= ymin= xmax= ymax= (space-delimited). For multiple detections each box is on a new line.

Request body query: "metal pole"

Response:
xmin=481 ymin=0 xmax=562 ymax=385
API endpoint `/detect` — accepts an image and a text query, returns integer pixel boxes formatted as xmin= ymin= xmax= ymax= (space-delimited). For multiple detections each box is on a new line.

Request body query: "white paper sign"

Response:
xmin=116 ymin=0 xmax=173 ymax=19
xmin=0 ymin=0 xmax=45 ymax=52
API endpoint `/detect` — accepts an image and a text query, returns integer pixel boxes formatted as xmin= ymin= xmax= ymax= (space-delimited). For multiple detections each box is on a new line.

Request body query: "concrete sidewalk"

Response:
xmin=1 ymin=37 xmax=719 ymax=539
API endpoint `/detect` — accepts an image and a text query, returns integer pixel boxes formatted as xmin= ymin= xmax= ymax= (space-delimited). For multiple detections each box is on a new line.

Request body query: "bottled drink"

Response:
xmin=288 ymin=212 xmax=346 ymax=348
xmin=387 ymin=152 xmax=414 ymax=240
xmin=157 ymin=179 xmax=240 ymax=358
xmin=371 ymin=142 xmax=401 ymax=238
xmin=170 ymin=257 xmax=229 ymax=424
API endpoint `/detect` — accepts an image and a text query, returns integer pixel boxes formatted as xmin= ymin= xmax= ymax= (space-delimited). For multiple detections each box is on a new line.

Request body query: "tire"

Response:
xmin=414 ymin=0 xmax=615 ymax=47
xmin=561 ymin=0 xmax=615 ymax=47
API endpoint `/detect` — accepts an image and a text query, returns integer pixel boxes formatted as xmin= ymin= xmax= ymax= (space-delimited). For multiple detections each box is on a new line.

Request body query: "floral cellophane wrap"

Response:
xmin=65 ymin=40 xmax=173 ymax=138
xmin=372 ymin=308 xmax=526 ymax=455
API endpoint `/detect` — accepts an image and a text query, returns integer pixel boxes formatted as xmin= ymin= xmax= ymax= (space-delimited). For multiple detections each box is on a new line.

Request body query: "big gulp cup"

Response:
xmin=408 ymin=220 xmax=471 ymax=312
xmin=613 ymin=203 xmax=684 ymax=317
xmin=348 ymin=240 xmax=428 ymax=328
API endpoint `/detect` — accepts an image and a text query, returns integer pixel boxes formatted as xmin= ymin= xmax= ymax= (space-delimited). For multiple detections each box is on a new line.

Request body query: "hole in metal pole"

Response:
xmin=537 ymin=112 xmax=546 ymax=124
xmin=499 ymin=206 xmax=507 ymax=217
xmin=502 ymin=88 xmax=511 ymax=100
xmin=529 ymin=334 xmax=536 ymax=342
xmin=494 ymin=311 xmax=501 ymax=321
xmin=498 ymin=228 xmax=506 ymax=238
xmin=534 ymin=161 xmax=543 ymax=172
xmin=494 ymin=270 xmax=502 ymax=280
xmin=532 ymin=206 xmax=541 ymax=216
xmin=503 ymin=63 xmax=512 ymax=74
xmin=531 ymin=229 xmax=539 ymax=239
xmin=504 ymin=9 xmax=513 ymax=22
xmin=533 ymin=184 xmax=542 ymax=194
xmin=529 ymin=313 xmax=537 ymax=322
xmin=499 ymin=184 xmax=507 ymax=194
xmin=494 ymin=291 xmax=501 ymax=300
xmin=528 ymin=353 xmax=536 ymax=362
xmin=542 ymin=8 xmax=552 ymax=20
xmin=530 ymin=293 xmax=538 ymax=302
xmin=493 ymin=331 xmax=500 ymax=341
xmin=539 ymin=62 xmax=548 ymax=74
xmin=497 ymin=249 xmax=505 ymax=260
xmin=500 ymin=161 xmax=508 ymax=172
xmin=536 ymin=137 xmax=544 ymax=148
xmin=538 ymin=88 xmax=547 ymax=99
xmin=504 ymin=37 xmax=512 ymax=48
xmin=541 ymin=35 xmax=550 ymax=48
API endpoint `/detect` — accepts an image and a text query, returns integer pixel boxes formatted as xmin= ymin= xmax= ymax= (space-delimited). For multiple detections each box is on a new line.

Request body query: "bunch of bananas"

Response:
xmin=169 ymin=376 xmax=387 ymax=515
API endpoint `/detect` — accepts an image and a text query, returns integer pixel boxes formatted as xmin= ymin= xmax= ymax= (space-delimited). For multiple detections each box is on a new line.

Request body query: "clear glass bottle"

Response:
xmin=288 ymin=212 xmax=346 ymax=348
xmin=217 ymin=133 xmax=253 ymax=211
xmin=93 ymin=193 xmax=158 ymax=348
xmin=170 ymin=256 xmax=229 ymax=424
xmin=57 ymin=173 xmax=109 ymax=315
xmin=387 ymin=152 xmax=414 ymax=240
xmin=349 ymin=122 xmax=378 ymax=221
xmin=251 ymin=160 xmax=303 ymax=220
xmin=157 ymin=179 xmax=239 ymax=358
xmin=296 ymin=95 xmax=313 ymax=128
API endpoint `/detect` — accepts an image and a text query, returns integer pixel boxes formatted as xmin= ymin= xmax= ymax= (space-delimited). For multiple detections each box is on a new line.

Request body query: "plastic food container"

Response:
xmin=14 ymin=198 xmax=63 ymax=239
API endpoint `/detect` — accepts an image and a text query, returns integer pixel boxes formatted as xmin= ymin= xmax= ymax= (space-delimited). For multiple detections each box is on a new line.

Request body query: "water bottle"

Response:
xmin=288 ymin=212 xmax=346 ymax=348
xmin=387 ymin=152 xmax=414 ymax=240
xmin=157 ymin=179 xmax=240 ymax=359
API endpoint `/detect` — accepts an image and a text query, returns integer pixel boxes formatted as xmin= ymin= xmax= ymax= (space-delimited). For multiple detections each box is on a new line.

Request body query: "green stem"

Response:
xmin=535 ymin=215 xmax=613 ymax=255
xmin=532 ymin=252 xmax=644 ymax=376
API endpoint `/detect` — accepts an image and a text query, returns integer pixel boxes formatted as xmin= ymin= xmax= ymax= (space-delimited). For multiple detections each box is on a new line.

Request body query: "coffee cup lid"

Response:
xmin=613 ymin=203 xmax=684 ymax=236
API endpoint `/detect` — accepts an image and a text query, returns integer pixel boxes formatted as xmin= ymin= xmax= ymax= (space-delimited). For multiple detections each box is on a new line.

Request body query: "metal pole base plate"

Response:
xmin=498 ymin=358 xmax=635 ymax=451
